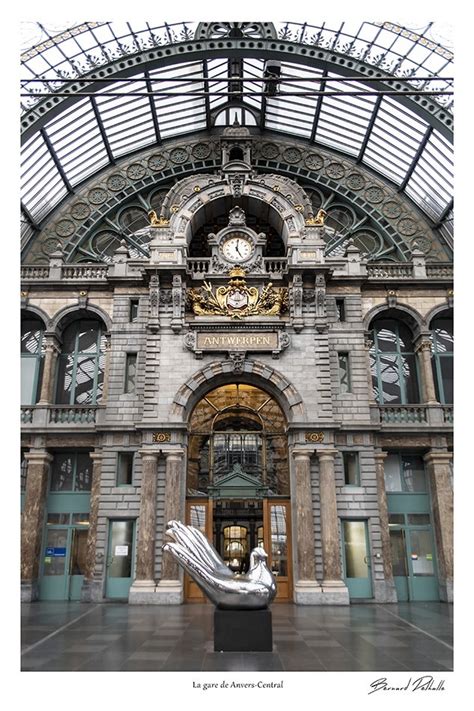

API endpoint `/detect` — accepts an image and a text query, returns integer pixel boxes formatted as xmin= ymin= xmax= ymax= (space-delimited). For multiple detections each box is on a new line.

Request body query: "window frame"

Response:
xmin=21 ymin=318 xmax=45 ymax=405
xmin=116 ymin=451 xmax=135 ymax=487
xmin=430 ymin=316 xmax=453 ymax=404
xmin=55 ymin=319 xmax=105 ymax=405
xmin=124 ymin=353 xmax=138 ymax=394
xmin=338 ymin=351 xmax=351 ymax=393
xmin=384 ymin=452 xmax=427 ymax=493
xmin=49 ymin=450 xmax=93 ymax=493
xmin=342 ymin=451 xmax=360 ymax=487
xmin=370 ymin=319 xmax=420 ymax=404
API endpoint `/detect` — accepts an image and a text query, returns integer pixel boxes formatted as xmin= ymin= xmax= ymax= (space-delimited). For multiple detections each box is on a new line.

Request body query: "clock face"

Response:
xmin=221 ymin=234 xmax=254 ymax=263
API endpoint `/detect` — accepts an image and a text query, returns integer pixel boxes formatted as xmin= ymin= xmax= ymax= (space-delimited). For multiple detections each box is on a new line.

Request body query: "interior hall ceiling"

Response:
xmin=20 ymin=21 xmax=453 ymax=261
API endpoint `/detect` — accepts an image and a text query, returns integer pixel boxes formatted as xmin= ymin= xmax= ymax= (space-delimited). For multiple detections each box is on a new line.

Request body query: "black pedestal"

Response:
xmin=214 ymin=608 xmax=273 ymax=652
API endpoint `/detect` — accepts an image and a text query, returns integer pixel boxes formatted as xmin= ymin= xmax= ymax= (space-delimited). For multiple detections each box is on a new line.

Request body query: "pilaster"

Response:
xmin=291 ymin=448 xmax=321 ymax=603
xmin=424 ymin=451 xmax=453 ymax=602
xmin=373 ymin=451 xmax=397 ymax=602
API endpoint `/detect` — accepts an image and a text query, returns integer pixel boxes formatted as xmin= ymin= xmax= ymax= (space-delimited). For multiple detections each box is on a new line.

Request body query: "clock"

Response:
xmin=220 ymin=233 xmax=255 ymax=263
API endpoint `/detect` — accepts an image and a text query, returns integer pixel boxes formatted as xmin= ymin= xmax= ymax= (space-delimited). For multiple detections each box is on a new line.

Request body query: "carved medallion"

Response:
xmin=88 ymin=188 xmax=108 ymax=204
xmin=126 ymin=163 xmax=146 ymax=180
xmin=107 ymin=174 xmax=127 ymax=192
xmin=382 ymin=201 xmax=402 ymax=219
xmin=192 ymin=143 xmax=212 ymax=160
xmin=398 ymin=218 xmax=418 ymax=236
xmin=346 ymin=173 xmax=366 ymax=191
xmin=170 ymin=147 xmax=189 ymax=164
xmin=261 ymin=143 xmax=280 ymax=159
xmin=70 ymin=202 xmax=91 ymax=220
xmin=55 ymin=219 xmax=75 ymax=237
xmin=304 ymin=153 xmax=324 ymax=170
xmin=365 ymin=186 xmax=385 ymax=203
xmin=148 ymin=154 xmax=167 ymax=171
xmin=283 ymin=147 xmax=302 ymax=164
xmin=326 ymin=162 xmax=345 ymax=179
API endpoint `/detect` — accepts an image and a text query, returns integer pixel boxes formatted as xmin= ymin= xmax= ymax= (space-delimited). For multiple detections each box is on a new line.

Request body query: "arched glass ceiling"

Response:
xmin=20 ymin=21 xmax=453 ymax=247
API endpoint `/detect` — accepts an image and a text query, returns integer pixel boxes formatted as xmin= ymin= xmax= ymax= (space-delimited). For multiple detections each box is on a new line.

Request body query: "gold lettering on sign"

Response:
xmin=196 ymin=332 xmax=278 ymax=350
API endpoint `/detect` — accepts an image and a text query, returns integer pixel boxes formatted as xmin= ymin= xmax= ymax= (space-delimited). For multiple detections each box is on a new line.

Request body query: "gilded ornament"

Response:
xmin=148 ymin=211 xmax=169 ymax=227
xmin=306 ymin=209 xmax=327 ymax=226
xmin=187 ymin=269 xmax=288 ymax=319
xmin=152 ymin=432 xmax=171 ymax=443
xmin=305 ymin=432 xmax=325 ymax=443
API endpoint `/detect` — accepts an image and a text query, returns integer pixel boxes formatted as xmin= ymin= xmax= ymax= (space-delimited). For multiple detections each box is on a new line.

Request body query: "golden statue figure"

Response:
xmin=148 ymin=210 xmax=169 ymax=227
xmin=306 ymin=208 xmax=327 ymax=226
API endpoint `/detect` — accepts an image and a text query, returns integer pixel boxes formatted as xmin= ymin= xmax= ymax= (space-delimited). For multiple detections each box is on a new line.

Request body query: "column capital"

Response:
xmin=316 ymin=448 xmax=339 ymax=461
xmin=137 ymin=449 xmax=160 ymax=461
xmin=291 ymin=448 xmax=313 ymax=460
xmin=373 ymin=450 xmax=388 ymax=462
xmin=424 ymin=451 xmax=453 ymax=465
xmin=24 ymin=450 xmax=53 ymax=464
xmin=164 ymin=449 xmax=185 ymax=461
xmin=414 ymin=337 xmax=433 ymax=354
xmin=89 ymin=451 xmax=103 ymax=462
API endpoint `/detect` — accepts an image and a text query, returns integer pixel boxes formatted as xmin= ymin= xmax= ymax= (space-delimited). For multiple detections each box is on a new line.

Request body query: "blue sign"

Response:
xmin=45 ymin=547 xmax=66 ymax=557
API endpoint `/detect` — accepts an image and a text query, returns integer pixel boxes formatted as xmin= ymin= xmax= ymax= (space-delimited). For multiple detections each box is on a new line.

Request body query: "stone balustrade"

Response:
xmin=379 ymin=405 xmax=428 ymax=424
xmin=49 ymin=406 xmax=98 ymax=424
xmin=61 ymin=265 xmax=108 ymax=280
xmin=21 ymin=407 xmax=33 ymax=423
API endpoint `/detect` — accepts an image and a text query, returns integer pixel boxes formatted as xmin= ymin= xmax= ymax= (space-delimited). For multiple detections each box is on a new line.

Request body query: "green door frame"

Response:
xmin=105 ymin=518 xmax=136 ymax=599
xmin=341 ymin=518 xmax=373 ymax=599
xmin=39 ymin=522 xmax=89 ymax=600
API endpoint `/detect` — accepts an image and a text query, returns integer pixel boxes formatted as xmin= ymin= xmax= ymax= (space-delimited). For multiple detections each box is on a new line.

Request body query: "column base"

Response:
xmin=439 ymin=579 xmax=453 ymax=603
xmin=373 ymin=579 xmax=398 ymax=603
xmin=21 ymin=580 xmax=39 ymax=602
xmin=320 ymin=580 xmax=350 ymax=604
xmin=128 ymin=579 xmax=184 ymax=605
xmin=293 ymin=580 xmax=322 ymax=605
xmin=81 ymin=579 xmax=104 ymax=602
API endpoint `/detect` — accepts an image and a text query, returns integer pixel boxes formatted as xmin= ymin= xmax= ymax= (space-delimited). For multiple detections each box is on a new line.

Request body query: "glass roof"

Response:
xmin=20 ymin=21 xmax=453 ymax=247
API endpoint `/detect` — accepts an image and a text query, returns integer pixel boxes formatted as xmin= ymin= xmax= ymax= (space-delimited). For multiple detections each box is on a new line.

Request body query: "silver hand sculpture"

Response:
xmin=163 ymin=520 xmax=277 ymax=610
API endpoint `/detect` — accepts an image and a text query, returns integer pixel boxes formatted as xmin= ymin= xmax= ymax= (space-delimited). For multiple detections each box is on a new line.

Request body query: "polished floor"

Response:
xmin=21 ymin=601 xmax=453 ymax=672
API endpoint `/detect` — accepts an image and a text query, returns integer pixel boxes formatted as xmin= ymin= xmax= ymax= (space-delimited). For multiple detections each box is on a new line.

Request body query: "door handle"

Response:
xmin=364 ymin=555 xmax=371 ymax=566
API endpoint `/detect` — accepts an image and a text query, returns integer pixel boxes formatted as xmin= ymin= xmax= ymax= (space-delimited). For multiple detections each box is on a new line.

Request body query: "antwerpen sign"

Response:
xmin=184 ymin=330 xmax=290 ymax=358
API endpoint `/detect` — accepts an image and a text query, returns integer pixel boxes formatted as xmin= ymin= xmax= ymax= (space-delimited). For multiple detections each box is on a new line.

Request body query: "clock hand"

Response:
xmin=235 ymin=240 xmax=242 ymax=256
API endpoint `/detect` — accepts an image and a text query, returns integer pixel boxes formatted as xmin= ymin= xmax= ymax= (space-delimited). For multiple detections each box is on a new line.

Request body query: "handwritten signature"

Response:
xmin=368 ymin=676 xmax=446 ymax=695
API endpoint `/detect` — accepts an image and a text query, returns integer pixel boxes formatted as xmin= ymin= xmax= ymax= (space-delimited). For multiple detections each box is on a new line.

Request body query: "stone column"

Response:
xmin=424 ymin=451 xmax=453 ymax=602
xmin=37 ymin=336 xmax=60 ymax=405
xmin=129 ymin=450 xmax=159 ymax=603
xmin=373 ymin=451 xmax=397 ymax=602
xmin=292 ymin=449 xmax=321 ymax=603
xmin=81 ymin=450 xmax=103 ymax=601
xmin=157 ymin=450 xmax=185 ymax=603
xmin=317 ymin=449 xmax=349 ymax=603
xmin=415 ymin=337 xmax=439 ymax=404
xmin=21 ymin=450 xmax=52 ymax=601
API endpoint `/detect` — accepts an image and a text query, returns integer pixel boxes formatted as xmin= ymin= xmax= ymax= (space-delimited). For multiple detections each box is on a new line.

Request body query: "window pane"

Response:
xmin=76 ymin=321 xmax=100 ymax=352
xmin=74 ymin=355 xmax=97 ymax=403
xmin=270 ymin=505 xmax=287 ymax=577
xmin=401 ymin=353 xmax=420 ymax=403
xmin=117 ymin=452 xmax=134 ymax=486
xmin=440 ymin=357 xmax=453 ymax=403
xmin=71 ymin=513 xmax=90 ymax=525
xmin=129 ymin=300 xmax=139 ymax=322
xmin=375 ymin=321 xmax=398 ymax=351
xmin=70 ymin=528 xmax=88 ymax=575
xmin=410 ymin=530 xmax=435 ymax=576
xmin=390 ymin=530 xmax=408 ymax=576
xmin=379 ymin=354 xmax=402 ymax=403
xmin=388 ymin=514 xmax=404 ymax=525
xmin=21 ymin=320 xmax=43 ymax=353
xmin=343 ymin=521 xmax=368 ymax=578
xmin=125 ymin=354 xmax=137 ymax=393
xmin=56 ymin=355 xmax=75 ymax=404
xmin=339 ymin=353 xmax=350 ymax=393
xmin=21 ymin=356 xmax=38 ymax=405
xmin=407 ymin=514 xmax=431 ymax=525
xmin=401 ymin=456 xmax=426 ymax=492
xmin=189 ymin=504 xmax=206 ymax=532
xmin=43 ymin=529 xmax=68 ymax=576
xmin=108 ymin=520 xmax=133 ymax=578
xmin=343 ymin=452 xmax=359 ymax=485
xmin=47 ymin=513 xmax=70 ymax=525
xmin=433 ymin=319 xmax=453 ymax=353
xmin=21 ymin=452 xmax=28 ymax=491
xmin=51 ymin=454 xmax=74 ymax=491
xmin=75 ymin=452 xmax=92 ymax=491
xmin=384 ymin=454 xmax=402 ymax=491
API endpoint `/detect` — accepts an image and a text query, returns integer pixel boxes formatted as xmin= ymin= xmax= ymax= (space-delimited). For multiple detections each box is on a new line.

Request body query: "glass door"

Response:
xmin=342 ymin=519 xmax=373 ymax=599
xmin=40 ymin=527 xmax=69 ymax=600
xmin=389 ymin=513 xmax=439 ymax=600
xmin=263 ymin=499 xmax=292 ymax=601
xmin=185 ymin=500 xmax=212 ymax=602
xmin=105 ymin=519 xmax=135 ymax=599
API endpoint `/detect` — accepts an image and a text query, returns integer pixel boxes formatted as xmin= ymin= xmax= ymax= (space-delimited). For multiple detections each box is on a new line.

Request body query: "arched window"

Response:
xmin=21 ymin=318 xmax=45 ymax=405
xmin=369 ymin=318 xmax=420 ymax=404
xmin=55 ymin=319 xmax=106 ymax=405
xmin=430 ymin=315 xmax=453 ymax=404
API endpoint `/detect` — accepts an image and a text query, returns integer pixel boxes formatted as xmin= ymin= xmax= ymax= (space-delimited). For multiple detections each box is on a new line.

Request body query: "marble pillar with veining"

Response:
xmin=21 ymin=450 xmax=52 ymax=601
xmin=424 ymin=451 xmax=453 ymax=602
xmin=81 ymin=450 xmax=103 ymax=601
xmin=373 ymin=451 xmax=397 ymax=602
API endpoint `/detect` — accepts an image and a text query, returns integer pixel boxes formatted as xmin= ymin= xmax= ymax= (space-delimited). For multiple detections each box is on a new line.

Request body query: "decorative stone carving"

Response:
xmin=88 ymin=187 xmax=108 ymax=204
xmin=326 ymin=162 xmax=345 ymax=179
xmin=192 ymin=142 xmax=212 ymax=159
xmin=382 ymin=200 xmax=402 ymax=219
xmin=260 ymin=142 xmax=280 ymax=159
xmin=283 ymin=147 xmax=303 ymax=163
xmin=126 ymin=163 xmax=146 ymax=180
xmin=107 ymin=174 xmax=127 ymax=191
xmin=304 ymin=153 xmax=324 ymax=170
xmin=70 ymin=202 xmax=91 ymax=220
xmin=170 ymin=147 xmax=189 ymax=164
xmin=346 ymin=173 xmax=365 ymax=191
xmin=398 ymin=217 xmax=418 ymax=236
xmin=315 ymin=273 xmax=326 ymax=318
xmin=365 ymin=186 xmax=385 ymax=203
xmin=171 ymin=274 xmax=184 ymax=332
xmin=148 ymin=154 xmax=167 ymax=171
xmin=55 ymin=219 xmax=75 ymax=237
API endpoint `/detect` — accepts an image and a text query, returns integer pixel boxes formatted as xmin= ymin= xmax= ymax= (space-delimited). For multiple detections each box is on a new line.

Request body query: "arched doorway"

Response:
xmin=186 ymin=383 xmax=292 ymax=602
